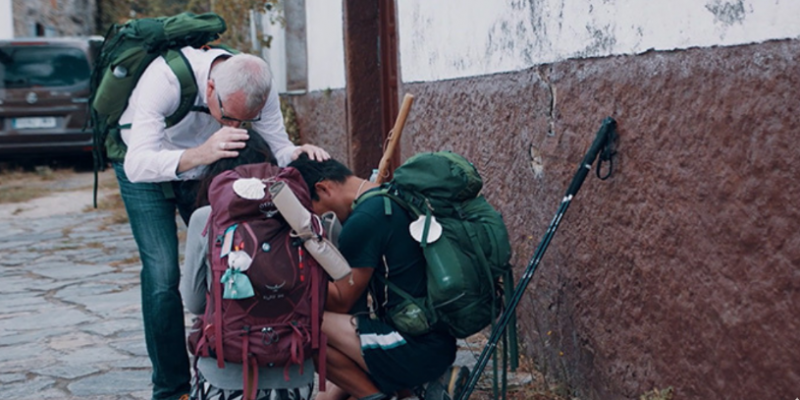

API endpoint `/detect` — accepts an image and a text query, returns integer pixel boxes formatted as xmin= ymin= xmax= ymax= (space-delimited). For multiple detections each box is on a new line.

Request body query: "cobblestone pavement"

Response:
xmin=0 ymin=193 xmax=178 ymax=400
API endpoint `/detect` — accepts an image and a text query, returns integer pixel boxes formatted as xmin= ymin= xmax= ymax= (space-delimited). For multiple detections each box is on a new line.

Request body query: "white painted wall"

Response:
xmin=0 ymin=0 xmax=13 ymax=39
xmin=260 ymin=0 xmax=345 ymax=93
xmin=397 ymin=0 xmax=800 ymax=83
xmin=305 ymin=0 xmax=345 ymax=91
xmin=261 ymin=10 xmax=288 ymax=93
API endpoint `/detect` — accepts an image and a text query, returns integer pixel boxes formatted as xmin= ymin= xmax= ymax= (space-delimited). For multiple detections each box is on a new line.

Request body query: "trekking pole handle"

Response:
xmin=565 ymin=117 xmax=617 ymax=196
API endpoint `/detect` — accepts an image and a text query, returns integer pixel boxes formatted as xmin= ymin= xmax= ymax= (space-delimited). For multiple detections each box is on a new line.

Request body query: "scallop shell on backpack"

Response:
xmin=232 ymin=178 xmax=266 ymax=200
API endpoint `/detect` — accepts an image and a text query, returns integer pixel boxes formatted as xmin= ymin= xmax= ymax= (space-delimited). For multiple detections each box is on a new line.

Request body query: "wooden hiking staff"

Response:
xmin=376 ymin=93 xmax=415 ymax=184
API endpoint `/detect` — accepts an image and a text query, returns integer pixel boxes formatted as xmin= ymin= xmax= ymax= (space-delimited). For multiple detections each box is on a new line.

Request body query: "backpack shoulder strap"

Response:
xmin=374 ymin=270 xmax=417 ymax=303
xmin=353 ymin=187 xmax=422 ymax=217
xmin=163 ymin=49 xmax=198 ymax=128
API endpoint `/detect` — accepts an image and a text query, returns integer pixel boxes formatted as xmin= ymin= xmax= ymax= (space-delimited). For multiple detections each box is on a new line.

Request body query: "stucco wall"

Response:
xmin=281 ymin=89 xmax=348 ymax=163
xmin=397 ymin=0 xmax=800 ymax=82
xmin=399 ymin=38 xmax=800 ymax=399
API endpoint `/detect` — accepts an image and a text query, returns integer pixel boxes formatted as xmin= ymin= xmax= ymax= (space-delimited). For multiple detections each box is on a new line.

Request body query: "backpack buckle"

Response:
xmin=261 ymin=327 xmax=278 ymax=345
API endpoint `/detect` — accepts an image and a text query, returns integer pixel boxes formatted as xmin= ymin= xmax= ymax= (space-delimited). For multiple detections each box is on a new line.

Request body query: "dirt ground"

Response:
xmin=0 ymin=163 xmax=118 ymax=219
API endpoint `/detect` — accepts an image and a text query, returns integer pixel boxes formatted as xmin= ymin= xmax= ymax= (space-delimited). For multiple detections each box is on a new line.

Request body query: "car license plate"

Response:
xmin=13 ymin=117 xmax=58 ymax=129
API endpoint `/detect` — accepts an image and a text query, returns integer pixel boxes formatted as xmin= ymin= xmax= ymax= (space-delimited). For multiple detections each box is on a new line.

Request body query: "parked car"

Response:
xmin=0 ymin=37 xmax=102 ymax=161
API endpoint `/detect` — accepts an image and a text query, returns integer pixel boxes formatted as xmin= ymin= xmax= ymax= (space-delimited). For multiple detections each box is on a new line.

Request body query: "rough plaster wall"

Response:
xmin=12 ymin=0 xmax=96 ymax=37
xmin=397 ymin=0 xmax=800 ymax=82
xmin=401 ymin=39 xmax=800 ymax=399
xmin=282 ymin=90 xmax=348 ymax=163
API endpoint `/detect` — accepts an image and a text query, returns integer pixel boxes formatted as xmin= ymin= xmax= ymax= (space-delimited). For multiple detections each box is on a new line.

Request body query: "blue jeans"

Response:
xmin=114 ymin=163 xmax=192 ymax=400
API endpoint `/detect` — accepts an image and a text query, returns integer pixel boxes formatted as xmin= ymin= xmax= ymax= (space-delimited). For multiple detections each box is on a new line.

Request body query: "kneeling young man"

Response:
xmin=289 ymin=155 xmax=457 ymax=400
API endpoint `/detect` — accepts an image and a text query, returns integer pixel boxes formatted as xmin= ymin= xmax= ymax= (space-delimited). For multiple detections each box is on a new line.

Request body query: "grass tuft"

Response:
xmin=0 ymin=186 xmax=51 ymax=204
xmin=0 ymin=164 xmax=112 ymax=204
xmin=34 ymin=165 xmax=55 ymax=180
xmin=640 ymin=387 xmax=674 ymax=400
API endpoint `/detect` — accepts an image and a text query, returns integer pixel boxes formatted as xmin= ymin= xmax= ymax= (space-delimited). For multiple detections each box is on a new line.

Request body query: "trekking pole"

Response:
xmin=456 ymin=117 xmax=618 ymax=400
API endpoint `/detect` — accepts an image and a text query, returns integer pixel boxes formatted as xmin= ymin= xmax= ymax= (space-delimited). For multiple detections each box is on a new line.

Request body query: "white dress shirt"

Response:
xmin=119 ymin=46 xmax=297 ymax=183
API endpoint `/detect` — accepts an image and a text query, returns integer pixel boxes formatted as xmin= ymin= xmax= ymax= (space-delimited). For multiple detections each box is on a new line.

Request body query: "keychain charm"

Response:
xmin=220 ymin=247 xmax=255 ymax=299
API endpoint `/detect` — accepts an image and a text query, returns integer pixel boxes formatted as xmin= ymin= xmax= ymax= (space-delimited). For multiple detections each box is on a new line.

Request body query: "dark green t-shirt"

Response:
xmin=338 ymin=189 xmax=427 ymax=312
xmin=340 ymin=189 xmax=458 ymax=393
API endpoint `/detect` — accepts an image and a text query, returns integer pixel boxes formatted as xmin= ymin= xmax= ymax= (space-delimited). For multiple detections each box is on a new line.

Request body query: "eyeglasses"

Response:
xmin=216 ymin=90 xmax=262 ymax=124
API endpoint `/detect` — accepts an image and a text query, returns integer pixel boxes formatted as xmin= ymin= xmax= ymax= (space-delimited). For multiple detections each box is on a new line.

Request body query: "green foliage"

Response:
xmin=209 ymin=0 xmax=280 ymax=53
xmin=279 ymin=96 xmax=301 ymax=145
xmin=95 ymin=0 xmax=281 ymax=53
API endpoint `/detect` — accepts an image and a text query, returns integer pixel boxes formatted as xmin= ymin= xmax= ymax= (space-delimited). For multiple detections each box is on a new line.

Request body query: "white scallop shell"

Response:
xmin=409 ymin=215 xmax=442 ymax=244
xmin=228 ymin=250 xmax=253 ymax=271
xmin=232 ymin=178 xmax=266 ymax=200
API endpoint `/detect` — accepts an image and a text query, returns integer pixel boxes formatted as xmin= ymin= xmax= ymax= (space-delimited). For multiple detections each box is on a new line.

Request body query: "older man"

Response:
xmin=115 ymin=48 xmax=327 ymax=400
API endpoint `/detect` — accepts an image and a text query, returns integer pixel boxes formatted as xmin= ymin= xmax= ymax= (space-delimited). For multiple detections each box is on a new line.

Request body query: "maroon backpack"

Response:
xmin=188 ymin=163 xmax=327 ymax=398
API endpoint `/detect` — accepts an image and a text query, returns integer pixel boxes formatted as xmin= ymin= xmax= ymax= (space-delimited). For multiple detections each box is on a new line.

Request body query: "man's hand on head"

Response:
xmin=177 ymin=127 xmax=249 ymax=173
xmin=292 ymin=144 xmax=330 ymax=162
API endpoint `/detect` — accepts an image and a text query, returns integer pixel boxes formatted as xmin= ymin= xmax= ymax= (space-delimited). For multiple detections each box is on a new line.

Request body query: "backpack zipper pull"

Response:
xmin=298 ymin=247 xmax=306 ymax=282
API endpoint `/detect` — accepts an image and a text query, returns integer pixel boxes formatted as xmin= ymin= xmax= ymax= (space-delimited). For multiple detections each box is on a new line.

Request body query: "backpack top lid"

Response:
xmin=391 ymin=151 xmax=483 ymax=202
xmin=113 ymin=12 xmax=227 ymax=54
xmin=208 ymin=163 xmax=312 ymax=223
xmin=90 ymin=12 xmax=227 ymax=121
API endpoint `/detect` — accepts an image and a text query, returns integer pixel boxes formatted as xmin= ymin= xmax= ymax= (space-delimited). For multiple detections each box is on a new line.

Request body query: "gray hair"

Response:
xmin=210 ymin=54 xmax=273 ymax=111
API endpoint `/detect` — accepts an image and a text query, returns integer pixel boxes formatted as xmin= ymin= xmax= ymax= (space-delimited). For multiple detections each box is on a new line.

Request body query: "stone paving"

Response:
xmin=0 ymin=200 xmax=163 ymax=400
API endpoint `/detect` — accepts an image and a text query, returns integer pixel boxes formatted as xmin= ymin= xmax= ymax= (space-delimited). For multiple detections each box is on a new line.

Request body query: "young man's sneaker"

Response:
xmin=423 ymin=365 xmax=470 ymax=400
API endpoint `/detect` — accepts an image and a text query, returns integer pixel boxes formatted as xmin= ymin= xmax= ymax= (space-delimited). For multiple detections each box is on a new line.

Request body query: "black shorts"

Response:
xmin=356 ymin=315 xmax=457 ymax=394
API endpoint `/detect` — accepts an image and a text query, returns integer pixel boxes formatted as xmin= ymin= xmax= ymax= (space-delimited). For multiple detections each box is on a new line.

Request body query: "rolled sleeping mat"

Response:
xmin=269 ymin=181 xmax=352 ymax=281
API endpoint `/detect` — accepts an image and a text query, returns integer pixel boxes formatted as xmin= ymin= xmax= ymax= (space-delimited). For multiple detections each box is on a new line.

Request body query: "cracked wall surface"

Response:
xmin=397 ymin=0 xmax=800 ymax=82
xmin=393 ymin=39 xmax=800 ymax=399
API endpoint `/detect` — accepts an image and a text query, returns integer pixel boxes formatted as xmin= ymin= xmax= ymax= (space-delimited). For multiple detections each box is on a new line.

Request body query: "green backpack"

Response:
xmin=355 ymin=151 xmax=514 ymax=339
xmin=88 ymin=12 xmax=228 ymax=169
